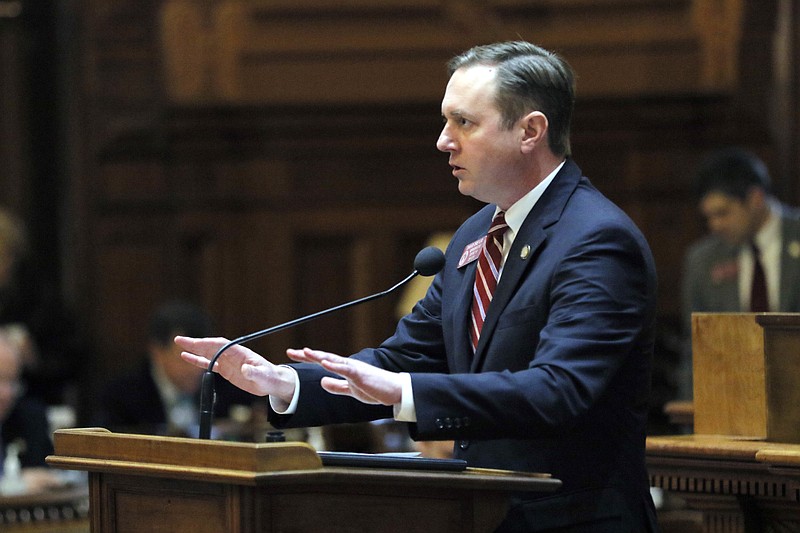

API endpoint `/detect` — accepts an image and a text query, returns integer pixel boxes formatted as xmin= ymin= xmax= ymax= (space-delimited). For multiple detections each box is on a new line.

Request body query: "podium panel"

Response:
xmin=692 ymin=313 xmax=766 ymax=437
xmin=47 ymin=428 xmax=561 ymax=533
xmin=100 ymin=475 xmax=234 ymax=533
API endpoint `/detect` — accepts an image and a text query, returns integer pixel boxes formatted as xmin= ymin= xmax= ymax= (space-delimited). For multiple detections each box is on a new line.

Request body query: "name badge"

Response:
xmin=458 ymin=236 xmax=486 ymax=268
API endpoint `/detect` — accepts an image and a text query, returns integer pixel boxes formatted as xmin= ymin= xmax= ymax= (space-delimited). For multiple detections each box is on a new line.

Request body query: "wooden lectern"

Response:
xmin=691 ymin=313 xmax=800 ymax=441
xmin=47 ymin=428 xmax=561 ymax=533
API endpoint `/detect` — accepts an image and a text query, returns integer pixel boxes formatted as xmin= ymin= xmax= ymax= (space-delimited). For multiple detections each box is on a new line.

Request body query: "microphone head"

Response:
xmin=414 ymin=246 xmax=446 ymax=277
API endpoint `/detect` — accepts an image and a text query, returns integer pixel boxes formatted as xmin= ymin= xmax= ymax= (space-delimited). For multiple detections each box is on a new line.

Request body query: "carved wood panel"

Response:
xmin=159 ymin=0 xmax=745 ymax=103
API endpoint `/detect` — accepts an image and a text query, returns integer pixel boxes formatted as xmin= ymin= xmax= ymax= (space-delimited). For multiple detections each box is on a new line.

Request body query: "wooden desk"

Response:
xmin=647 ymin=434 xmax=800 ymax=532
xmin=0 ymin=485 xmax=89 ymax=532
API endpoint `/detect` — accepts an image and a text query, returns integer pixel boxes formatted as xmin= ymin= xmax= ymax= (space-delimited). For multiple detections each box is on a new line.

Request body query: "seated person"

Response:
xmin=94 ymin=300 xmax=253 ymax=437
xmin=0 ymin=208 xmax=86 ymax=408
xmin=0 ymin=327 xmax=60 ymax=492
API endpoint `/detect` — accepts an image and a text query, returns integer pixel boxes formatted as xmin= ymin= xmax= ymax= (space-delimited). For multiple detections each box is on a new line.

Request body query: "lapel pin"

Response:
xmin=520 ymin=245 xmax=531 ymax=260
xmin=789 ymin=241 xmax=800 ymax=259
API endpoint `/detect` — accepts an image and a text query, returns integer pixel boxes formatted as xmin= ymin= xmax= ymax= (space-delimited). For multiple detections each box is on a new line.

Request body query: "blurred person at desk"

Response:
xmin=679 ymin=147 xmax=800 ymax=400
xmin=0 ymin=208 xmax=86 ymax=409
xmin=0 ymin=327 xmax=61 ymax=494
xmin=95 ymin=300 xmax=253 ymax=437
xmin=178 ymin=41 xmax=659 ymax=532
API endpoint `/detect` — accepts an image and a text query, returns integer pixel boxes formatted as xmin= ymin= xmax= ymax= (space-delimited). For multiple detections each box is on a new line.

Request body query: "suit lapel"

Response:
xmin=454 ymin=252 xmax=479 ymax=373
xmin=470 ymin=226 xmax=547 ymax=372
xmin=451 ymin=207 xmax=493 ymax=373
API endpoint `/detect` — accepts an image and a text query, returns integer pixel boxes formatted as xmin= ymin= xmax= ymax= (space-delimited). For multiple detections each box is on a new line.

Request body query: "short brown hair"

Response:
xmin=448 ymin=41 xmax=576 ymax=157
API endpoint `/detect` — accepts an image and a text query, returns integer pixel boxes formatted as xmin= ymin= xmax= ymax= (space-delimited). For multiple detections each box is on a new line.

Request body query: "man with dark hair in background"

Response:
xmin=680 ymin=147 xmax=800 ymax=399
xmin=95 ymin=300 xmax=253 ymax=436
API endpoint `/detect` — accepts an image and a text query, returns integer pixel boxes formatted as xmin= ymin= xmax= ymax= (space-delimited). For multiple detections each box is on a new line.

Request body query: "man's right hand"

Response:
xmin=175 ymin=336 xmax=297 ymax=404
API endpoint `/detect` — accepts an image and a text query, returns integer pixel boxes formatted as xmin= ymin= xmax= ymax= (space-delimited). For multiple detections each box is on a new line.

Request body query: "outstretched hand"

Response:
xmin=286 ymin=348 xmax=403 ymax=406
xmin=175 ymin=336 xmax=297 ymax=404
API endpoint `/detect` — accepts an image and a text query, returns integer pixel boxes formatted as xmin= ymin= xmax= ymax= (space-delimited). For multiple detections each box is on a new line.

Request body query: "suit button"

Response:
xmin=454 ymin=418 xmax=462 ymax=429
xmin=445 ymin=417 xmax=454 ymax=429
xmin=462 ymin=417 xmax=471 ymax=427
xmin=435 ymin=418 xmax=445 ymax=429
xmin=459 ymin=440 xmax=470 ymax=450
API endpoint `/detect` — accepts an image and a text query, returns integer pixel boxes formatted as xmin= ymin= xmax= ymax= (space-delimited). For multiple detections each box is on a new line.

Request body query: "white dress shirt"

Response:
xmin=738 ymin=205 xmax=780 ymax=311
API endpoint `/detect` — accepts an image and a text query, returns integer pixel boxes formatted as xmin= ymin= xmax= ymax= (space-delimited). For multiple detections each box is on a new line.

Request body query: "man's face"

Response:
xmin=699 ymin=190 xmax=760 ymax=246
xmin=436 ymin=65 xmax=526 ymax=207
xmin=152 ymin=341 xmax=203 ymax=394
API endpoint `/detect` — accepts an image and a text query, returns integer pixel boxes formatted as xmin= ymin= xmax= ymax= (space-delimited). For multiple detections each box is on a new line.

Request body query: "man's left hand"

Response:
xmin=286 ymin=348 xmax=403 ymax=406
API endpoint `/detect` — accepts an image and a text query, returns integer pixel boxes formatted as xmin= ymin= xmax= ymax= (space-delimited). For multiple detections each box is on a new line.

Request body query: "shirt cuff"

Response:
xmin=269 ymin=365 xmax=300 ymax=414
xmin=393 ymin=372 xmax=417 ymax=422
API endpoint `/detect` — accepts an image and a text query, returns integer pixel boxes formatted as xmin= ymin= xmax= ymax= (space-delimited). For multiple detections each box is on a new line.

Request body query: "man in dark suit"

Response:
xmin=177 ymin=41 xmax=659 ymax=532
xmin=679 ymin=147 xmax=800 ymax=399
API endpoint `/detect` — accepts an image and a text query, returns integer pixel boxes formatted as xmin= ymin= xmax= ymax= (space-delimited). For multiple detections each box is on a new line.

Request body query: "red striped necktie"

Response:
xmin=470 ymin=211 xmax=509 ymax=351
xmin=750 ymin=242 xmax=768 ymax=312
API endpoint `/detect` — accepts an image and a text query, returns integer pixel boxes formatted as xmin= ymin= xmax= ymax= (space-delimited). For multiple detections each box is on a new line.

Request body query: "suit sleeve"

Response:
xmin=269 ymin=268 xmax=451 ymax=428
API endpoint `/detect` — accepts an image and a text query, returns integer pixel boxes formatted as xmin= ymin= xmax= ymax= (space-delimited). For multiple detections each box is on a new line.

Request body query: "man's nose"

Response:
xmin=708 ymin=217 xmax=724 ymax=234
xmin=436 ymin=128 xmax=454 ymax=152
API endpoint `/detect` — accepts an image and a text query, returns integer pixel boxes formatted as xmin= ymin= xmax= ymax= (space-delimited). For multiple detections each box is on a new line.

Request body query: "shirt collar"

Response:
xmin=151 ymin=360 xmax=180 ymax=408
xmin=754 ymin=203 xmax=780 ymax=251
xmin=496 ymin=160 xmax=565 ymax=240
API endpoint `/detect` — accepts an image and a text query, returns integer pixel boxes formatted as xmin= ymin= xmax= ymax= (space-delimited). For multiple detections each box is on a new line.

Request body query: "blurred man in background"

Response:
xmin=95 ymin=300 xmax=253 ymax=436
xmin=680 ymin=147 xmax=800 ymax=399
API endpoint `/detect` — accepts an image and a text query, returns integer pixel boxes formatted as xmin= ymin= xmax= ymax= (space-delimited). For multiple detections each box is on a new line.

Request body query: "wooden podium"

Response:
xmin=47 ymin=428 xmax=561 ymax=533
xmin=691 ymin=313 xmax=800 ymax=441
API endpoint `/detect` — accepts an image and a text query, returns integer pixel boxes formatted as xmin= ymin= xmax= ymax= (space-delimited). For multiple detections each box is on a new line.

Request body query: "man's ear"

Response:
xmin=520 ymin=111 xmax=548 ymax=153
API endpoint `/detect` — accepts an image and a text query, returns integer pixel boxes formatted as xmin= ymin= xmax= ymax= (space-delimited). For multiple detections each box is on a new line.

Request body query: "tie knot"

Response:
xmin=489 ymin=211 xmax=508 ymax=238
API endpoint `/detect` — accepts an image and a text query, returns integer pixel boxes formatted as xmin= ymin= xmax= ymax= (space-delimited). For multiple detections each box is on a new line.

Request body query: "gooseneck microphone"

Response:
xmin=198 ymin=246 xmax=446 ymax=439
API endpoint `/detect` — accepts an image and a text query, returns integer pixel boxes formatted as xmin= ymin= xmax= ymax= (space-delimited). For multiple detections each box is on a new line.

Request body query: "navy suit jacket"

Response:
xmin=271 ymin=159 xmax=659 ymax=531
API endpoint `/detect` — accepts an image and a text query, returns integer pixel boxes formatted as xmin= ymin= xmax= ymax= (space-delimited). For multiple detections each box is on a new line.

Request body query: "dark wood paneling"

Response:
xmin=0 ymin=4 xmax=28 ymax=213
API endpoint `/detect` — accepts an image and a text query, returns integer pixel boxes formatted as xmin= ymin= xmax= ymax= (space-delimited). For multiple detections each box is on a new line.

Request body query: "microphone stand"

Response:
xmin=198 ymin=270 xmax=422 ymax=439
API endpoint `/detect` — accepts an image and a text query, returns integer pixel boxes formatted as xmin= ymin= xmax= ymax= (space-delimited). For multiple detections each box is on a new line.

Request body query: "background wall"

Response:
xmin=1 ymin=0 xmax=798 ymax=427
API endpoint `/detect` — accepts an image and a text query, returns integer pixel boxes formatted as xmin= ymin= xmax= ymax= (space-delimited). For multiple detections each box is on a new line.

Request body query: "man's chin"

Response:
xmin=456 ymin=180 xmax=483 ymax=201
